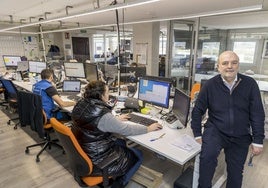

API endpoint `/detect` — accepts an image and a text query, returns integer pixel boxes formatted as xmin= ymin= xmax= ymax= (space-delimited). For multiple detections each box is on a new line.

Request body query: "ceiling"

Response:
xmin=0 ymin=0 xmax=268 ymax=34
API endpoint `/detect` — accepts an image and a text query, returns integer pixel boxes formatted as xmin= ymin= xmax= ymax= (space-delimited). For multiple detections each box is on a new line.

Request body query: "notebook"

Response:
xmin=60 ymin=80 xmax=81 ymax=95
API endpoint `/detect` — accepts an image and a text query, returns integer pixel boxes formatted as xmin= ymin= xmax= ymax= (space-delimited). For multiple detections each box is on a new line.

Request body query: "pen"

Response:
xmin=150 ymin=133 xmax=166 ymax=142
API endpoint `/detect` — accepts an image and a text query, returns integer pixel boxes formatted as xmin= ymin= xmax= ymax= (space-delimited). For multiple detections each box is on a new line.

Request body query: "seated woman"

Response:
xmin=71 ymin=80 xmax=162 ymax=188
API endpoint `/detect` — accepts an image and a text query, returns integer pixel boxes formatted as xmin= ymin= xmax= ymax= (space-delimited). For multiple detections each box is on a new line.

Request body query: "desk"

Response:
xmin=13 ymin=80 xmax=33 ymax=91
xmin=128 ymin=123 xmax=200 ymax=165
xmin=256 ymin=80 xmax=268 ymax=92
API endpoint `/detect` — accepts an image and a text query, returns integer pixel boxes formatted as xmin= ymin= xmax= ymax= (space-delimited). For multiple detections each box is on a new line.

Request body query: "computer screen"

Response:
xmin=62 ymin=80 xmax=81 ymax=92
xmin=84 ymin=63 xmax=99 ymax=82
xmin=138 ymin=77 xmax=171 ymax=109
xmin=28 ymin=61 xmax=47 ymax=73
xmin=17 ymin=61 xmax=29 ymax=72
xmin=3 ymin=55 xmax=21 ymax=67
xmin=172 ymin=88 xmax=191 ymax=128
xmin=64 ymin=62 xmax=86 ymax=78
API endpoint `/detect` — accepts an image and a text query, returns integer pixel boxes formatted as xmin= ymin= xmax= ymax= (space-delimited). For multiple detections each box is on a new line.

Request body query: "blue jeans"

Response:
xmin=115 ymin=139 xmax=143 ymax=186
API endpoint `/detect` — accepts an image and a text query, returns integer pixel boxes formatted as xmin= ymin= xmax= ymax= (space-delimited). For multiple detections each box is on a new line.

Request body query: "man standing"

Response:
xmin=191 ymin=51 xmax=265 ymax=188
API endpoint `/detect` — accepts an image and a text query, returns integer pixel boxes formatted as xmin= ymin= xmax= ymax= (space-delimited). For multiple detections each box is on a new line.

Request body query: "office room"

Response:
xmin=0 ymin=0 xmax=268 ymax=187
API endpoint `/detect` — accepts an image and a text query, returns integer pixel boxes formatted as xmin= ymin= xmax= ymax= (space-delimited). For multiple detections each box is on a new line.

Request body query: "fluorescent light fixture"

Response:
xmin=39 ymin=4 xmax=263 ymax=34
xmin=0 ymin=31 xmax=38 ymax=35
xmin=0 ymin=0 xmax=160 ymax=32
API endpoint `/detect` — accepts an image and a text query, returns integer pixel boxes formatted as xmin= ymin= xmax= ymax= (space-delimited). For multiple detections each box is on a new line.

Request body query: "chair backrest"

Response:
xmin=17 ymin=90 xmax=44 ymax=138
xmin=190 ymin=83 xmax=201 ymax=101
xmin=0 ymin=79 xmax=18 ymax=99
xmin=50 ymin=118 xmax=93 ymax=177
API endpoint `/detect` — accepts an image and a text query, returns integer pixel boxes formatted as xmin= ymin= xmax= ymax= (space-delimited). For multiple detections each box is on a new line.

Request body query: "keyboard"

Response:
xmin=128 ymin=113 xmax=158 ymax=126
xmin=58 ymin=91 xmax=80 ymax=96
xmin=67 ymin=95 xmax=81 ymax=102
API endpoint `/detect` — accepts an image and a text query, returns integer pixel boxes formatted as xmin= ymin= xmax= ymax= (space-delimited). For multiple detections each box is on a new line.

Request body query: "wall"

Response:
xmin=0 ymin=34 xmax=39 ymax=68
xmin=133 ymin=22 xmax=160 ymax=76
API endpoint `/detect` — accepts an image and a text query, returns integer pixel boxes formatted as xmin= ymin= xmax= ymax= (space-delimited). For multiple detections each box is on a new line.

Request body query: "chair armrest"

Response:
xmin=96 ymin=152 xmax=120 ymax=170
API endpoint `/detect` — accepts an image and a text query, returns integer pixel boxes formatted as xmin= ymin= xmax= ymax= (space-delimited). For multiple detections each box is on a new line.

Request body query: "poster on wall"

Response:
xmin=262 ymin=40 xmax=268 ymax=58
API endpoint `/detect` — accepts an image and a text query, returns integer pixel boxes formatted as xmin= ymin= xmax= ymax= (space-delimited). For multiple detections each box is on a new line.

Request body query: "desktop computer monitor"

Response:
xmin=172 ymin=88 xmax=191 ymax=128
xmin=3 ymin=55 xmax=21 ymax=68
xmin=28 ymin=61 xmax=47 ymax=74
xmin=17 ymin=61 xmax=29 ymax=72
xmin=84 ymin=63 xmax=99 ymax=82
xmin=138 ymin=77 xmax=171 ymax=109
xmin=64 ymin=62 xmax=86 ymax=78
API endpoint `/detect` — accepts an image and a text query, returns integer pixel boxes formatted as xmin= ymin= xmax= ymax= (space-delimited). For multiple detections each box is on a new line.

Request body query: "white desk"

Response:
xmin=171 ymin=68 xmax=189 ymax=77
xmin=128 ymin=124 xmax=200 ymax=165
xmin=256 ymin=80 xmax=268 ymax=92
xmin=13 ymin=80 xmax=33 ymax=91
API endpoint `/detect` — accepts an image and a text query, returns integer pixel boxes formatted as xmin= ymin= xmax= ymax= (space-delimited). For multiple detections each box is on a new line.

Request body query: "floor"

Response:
xmin=0 ymin=106 xmax=268 ymax=188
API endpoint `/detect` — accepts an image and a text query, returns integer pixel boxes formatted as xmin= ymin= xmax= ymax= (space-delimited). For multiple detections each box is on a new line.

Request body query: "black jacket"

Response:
xmin=71 ymin=98 xmax=137 ymax=176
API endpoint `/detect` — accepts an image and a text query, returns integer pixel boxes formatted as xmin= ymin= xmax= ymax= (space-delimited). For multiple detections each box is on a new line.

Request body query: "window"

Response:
xmin=202 ymin=42 xmax=220 ymax=60
xmin=233 ymin=41 xmax=256 ymax=64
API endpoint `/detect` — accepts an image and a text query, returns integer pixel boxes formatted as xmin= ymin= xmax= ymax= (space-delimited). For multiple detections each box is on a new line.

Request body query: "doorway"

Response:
xmin=72 ymin=37 xmax=90 ymax=62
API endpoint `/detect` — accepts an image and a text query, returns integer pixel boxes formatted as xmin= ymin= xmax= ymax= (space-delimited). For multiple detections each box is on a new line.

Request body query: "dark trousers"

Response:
xmin=198 ymin=126 xmax=251 ymax=188
xmin=115 ymin=139 xmax=143 ymax=186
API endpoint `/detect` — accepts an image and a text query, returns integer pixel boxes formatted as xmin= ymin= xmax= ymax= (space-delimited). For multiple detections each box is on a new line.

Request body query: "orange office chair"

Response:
xmin=50 ymin=118 xmax=120 ymax=187
xmin=190 ymin=83 xmax=201 ymax=102
xmin=17 ymin=90 xmax=64 ymax=162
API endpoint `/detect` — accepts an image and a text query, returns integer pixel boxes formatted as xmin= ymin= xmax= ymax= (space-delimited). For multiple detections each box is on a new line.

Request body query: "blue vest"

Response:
xmin=32 ymin=80 xmax=55 ymax=119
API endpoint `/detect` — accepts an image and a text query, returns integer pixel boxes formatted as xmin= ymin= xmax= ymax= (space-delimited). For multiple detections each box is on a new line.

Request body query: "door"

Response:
xmin=72 ymin=37 xmax=90 ymax=62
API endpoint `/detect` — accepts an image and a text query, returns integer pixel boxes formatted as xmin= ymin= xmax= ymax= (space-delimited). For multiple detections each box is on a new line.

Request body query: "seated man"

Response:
xmin=32 ymin=69 xmax=76 ymax=120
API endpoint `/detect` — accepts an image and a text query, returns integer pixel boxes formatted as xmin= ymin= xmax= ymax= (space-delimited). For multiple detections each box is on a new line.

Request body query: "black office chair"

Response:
xmin=17 ymin=90 xmax=64 ymax=162
xmin=0 ymin=79 xmax=20 ymax=129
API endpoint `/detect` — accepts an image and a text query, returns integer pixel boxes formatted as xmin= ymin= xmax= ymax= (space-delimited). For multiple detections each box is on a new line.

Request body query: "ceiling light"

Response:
xmin=0 ymin=0 xmax=160 ymax=32
xmin=39 ymin=4 xmax=263 ymax=34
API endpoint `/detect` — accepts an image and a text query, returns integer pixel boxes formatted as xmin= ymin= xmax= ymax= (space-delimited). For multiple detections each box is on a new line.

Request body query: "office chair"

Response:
xmin=50 ymin=118 xmax=120 ymax=188
xmin=190 ymin=83 xmax=201 ymax=102
xmin=17 ymin=90 xmax=64 ymax=162
xmin=0 ymin=79 xmax=20 ymax=129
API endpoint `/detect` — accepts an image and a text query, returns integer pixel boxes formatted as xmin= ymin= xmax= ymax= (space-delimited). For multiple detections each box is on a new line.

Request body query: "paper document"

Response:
xmin=171 ymin=134 xmax=200 ymax=152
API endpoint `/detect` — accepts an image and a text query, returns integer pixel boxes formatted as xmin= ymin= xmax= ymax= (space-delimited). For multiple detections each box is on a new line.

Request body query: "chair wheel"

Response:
xmin=25 ymin=148 xmax=29 ymax=154
xmin=7 ymin=120 xmax=11 ymax=125
xmin=14 ymin=126 xmax=17 ymax=130
xmin=36 ymin=157 xmax=40 ymax=162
